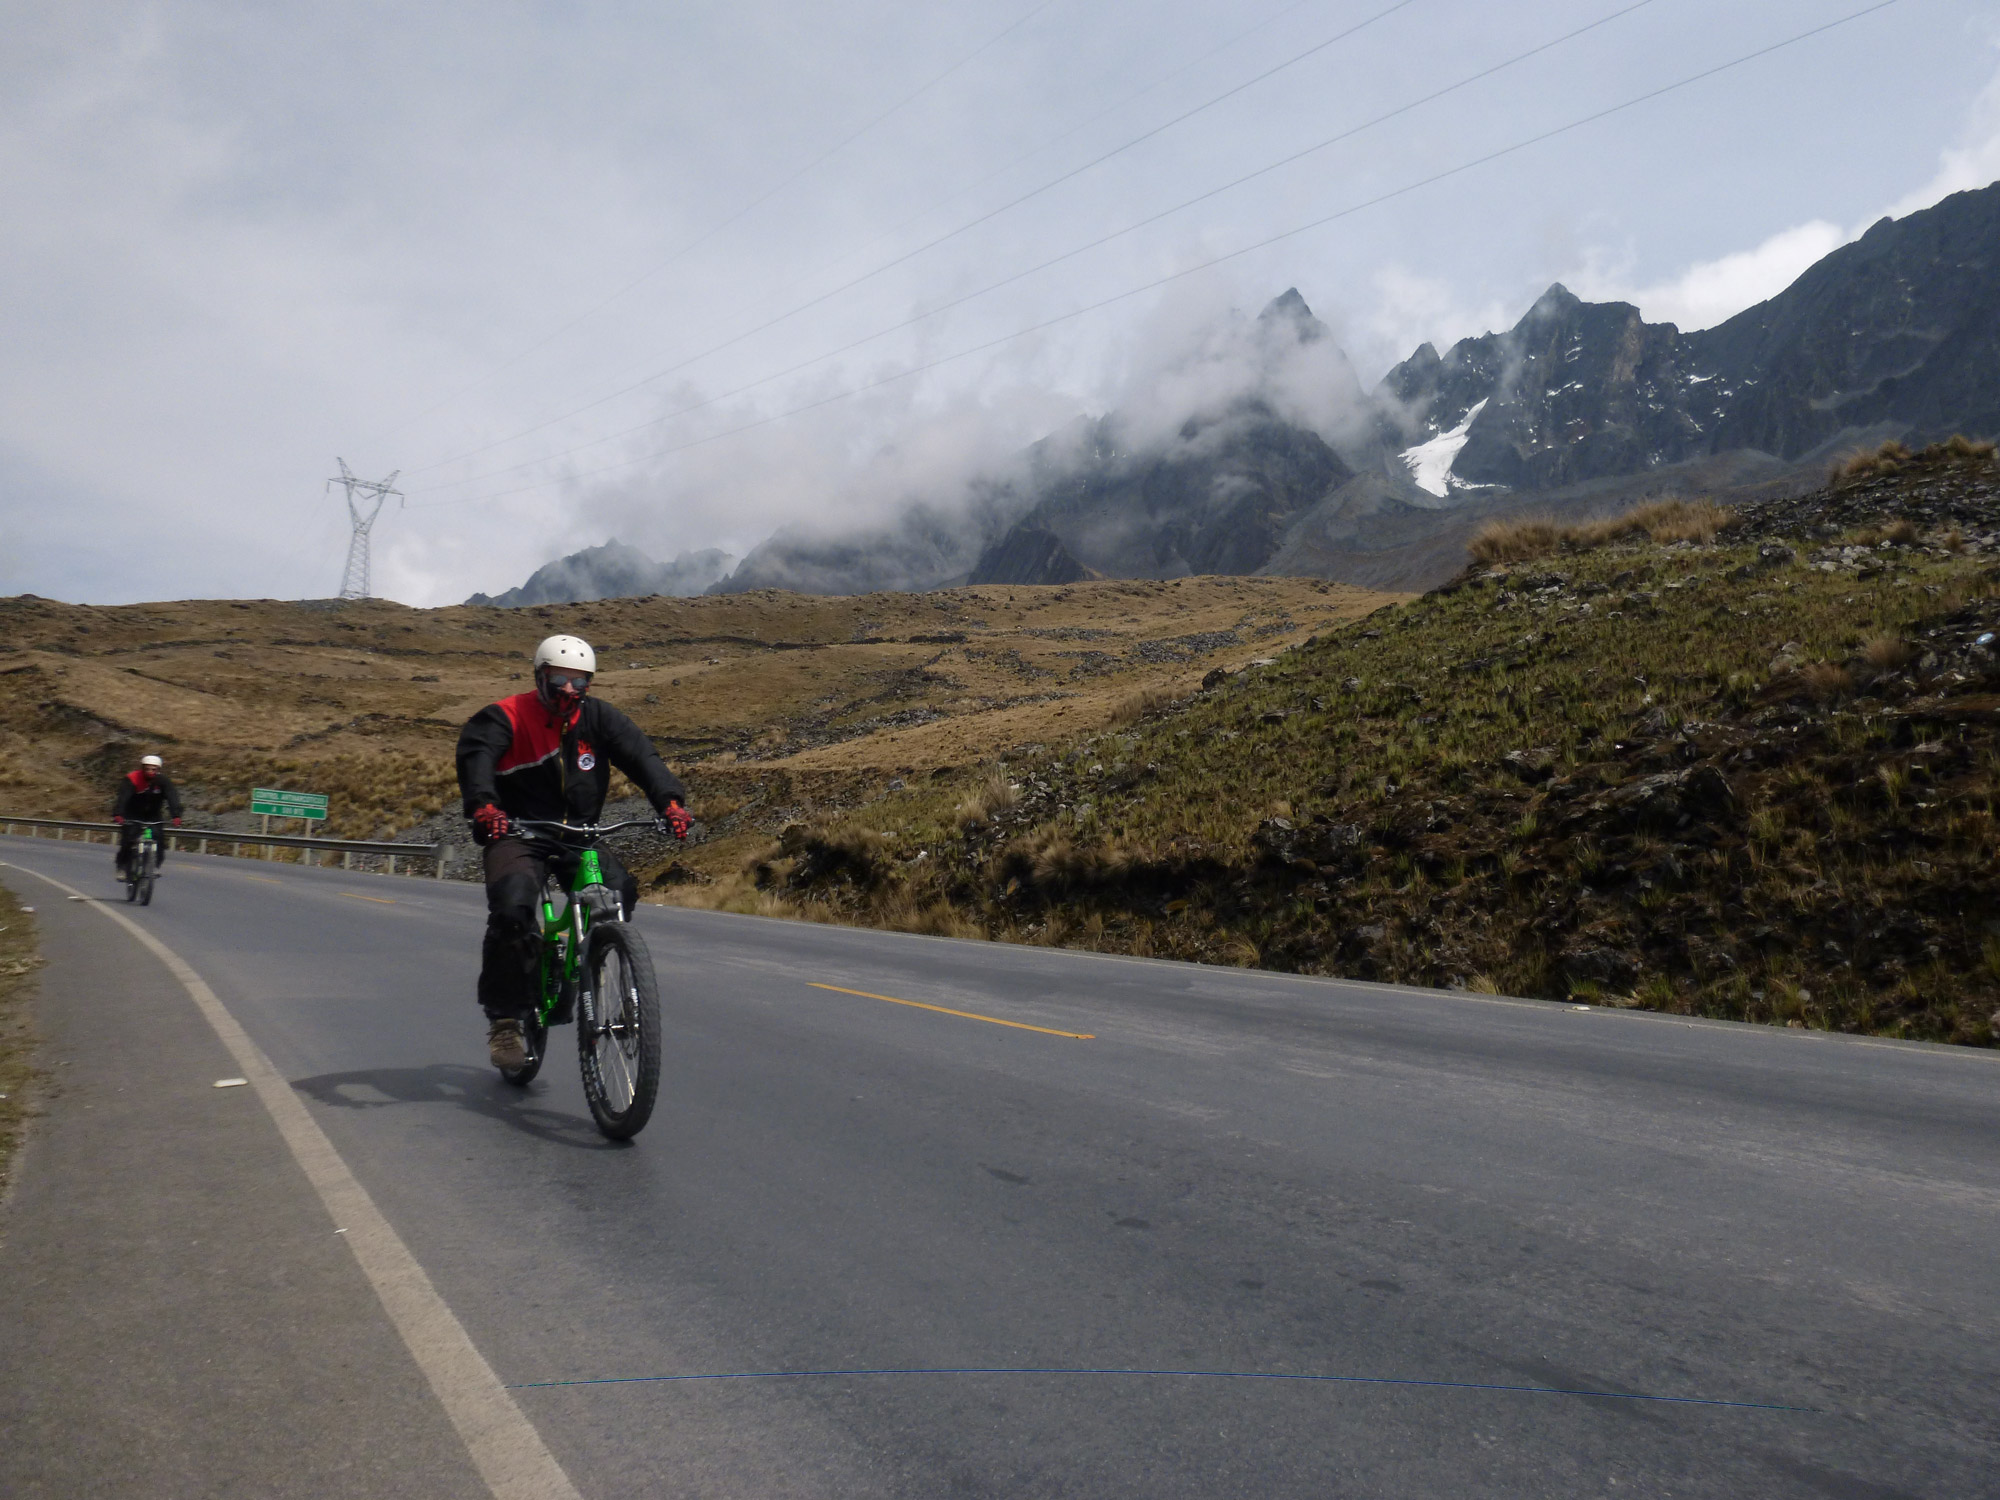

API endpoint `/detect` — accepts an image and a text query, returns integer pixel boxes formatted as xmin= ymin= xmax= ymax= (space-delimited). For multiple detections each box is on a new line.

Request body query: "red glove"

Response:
xmin=112 ymin=815 xmax=125 ymax=825
xmin=471 ymin=804 xmax=512 ymax=845
xmin=660 ymin=801 xmax=692 ymax=840
xmin=171 ymin=817 xmax=182 ymax=826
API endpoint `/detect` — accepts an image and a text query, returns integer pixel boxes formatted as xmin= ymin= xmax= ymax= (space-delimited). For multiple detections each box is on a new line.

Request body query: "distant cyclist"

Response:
xmin=112 ymin=754 xmax=183 ymax=878
xmin=456 ymin=635 xmax=692 ymax=1071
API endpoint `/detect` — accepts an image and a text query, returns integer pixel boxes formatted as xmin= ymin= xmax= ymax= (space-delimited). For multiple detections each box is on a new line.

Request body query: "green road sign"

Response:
xmin=250 ymin=787 xmax=328 ymax=821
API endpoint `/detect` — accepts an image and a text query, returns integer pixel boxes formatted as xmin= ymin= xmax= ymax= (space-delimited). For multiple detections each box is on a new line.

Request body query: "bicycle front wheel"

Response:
xmin=138 ymin=847 xmax=156 ymax=906
xmin=577 ymin=922 xmax=661 ymax=1139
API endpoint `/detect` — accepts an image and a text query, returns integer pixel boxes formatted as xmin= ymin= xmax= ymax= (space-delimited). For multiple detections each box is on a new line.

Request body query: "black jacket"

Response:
xmin=113 ymin=769 xmax=183 ymax=823
xmin=456 ymin=691 xmax=685 ymax=827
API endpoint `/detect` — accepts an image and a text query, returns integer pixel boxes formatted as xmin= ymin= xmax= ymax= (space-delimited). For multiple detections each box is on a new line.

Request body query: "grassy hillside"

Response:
xmin=694 ymin=443 xmax=2000 ymax=1047
xmin=0 ymin=577 xmax=1397 ymax=844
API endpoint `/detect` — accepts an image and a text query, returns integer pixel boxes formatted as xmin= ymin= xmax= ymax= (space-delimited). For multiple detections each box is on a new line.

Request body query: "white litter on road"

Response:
xmin=214 ymin=1077 xmax=249 ymax=1088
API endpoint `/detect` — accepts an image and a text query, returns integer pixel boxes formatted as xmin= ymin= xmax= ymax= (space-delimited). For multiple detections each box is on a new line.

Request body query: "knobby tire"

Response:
xmin=578 ymin=921 xmax=661 ymax=1140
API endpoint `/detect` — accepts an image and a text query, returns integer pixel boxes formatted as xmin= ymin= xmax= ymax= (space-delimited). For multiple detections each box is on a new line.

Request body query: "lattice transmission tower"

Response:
xmin=329 ymin=459 xmax=403 ymax=600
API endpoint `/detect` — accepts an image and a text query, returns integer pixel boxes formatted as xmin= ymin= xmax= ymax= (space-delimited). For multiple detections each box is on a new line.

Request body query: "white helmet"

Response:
xmin=140 ymin=754 xmax=164 ymax=769
xmin=532 ymin=635 xmax=596 ymax=675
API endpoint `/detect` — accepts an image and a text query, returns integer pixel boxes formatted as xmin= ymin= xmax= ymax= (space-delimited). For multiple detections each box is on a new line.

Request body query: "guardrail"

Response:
xmin=0 ymin=815 xmax=452 ymax=879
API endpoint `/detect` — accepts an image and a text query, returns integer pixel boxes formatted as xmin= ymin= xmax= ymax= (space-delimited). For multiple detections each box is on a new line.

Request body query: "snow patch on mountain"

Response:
xmin=1399 ymin=398 xmax=1486 ymax=497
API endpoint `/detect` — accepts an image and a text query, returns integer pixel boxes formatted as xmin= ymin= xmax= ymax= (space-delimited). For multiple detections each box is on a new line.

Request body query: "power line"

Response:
xmin=492 ymin=0 xmax=1343 ymax=441
xmin=402 ymin=0 xmax=1423 ymax=478
xmin=404 ymin=0 xmax=1899 ymax=513
xmin=410 ymin=0 xmax=1661 ymax=497
xmin=371 ymin=0 xmax=1065 ymax=446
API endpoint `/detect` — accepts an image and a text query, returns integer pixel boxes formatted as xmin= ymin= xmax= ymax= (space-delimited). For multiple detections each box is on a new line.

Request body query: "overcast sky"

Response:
xmin=4 ymin=0 xmax=1996 ymax=607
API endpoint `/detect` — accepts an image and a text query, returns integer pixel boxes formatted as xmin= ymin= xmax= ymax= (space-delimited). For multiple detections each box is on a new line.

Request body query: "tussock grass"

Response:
xmin=1799 ymin=662 xmax=1855 ymax=700
xmin=1108 ymin=685 xmax=1174 ymax=726
xmin=955 ymin=773 xmax=1019 ymax=829
xmin=1469 ymin=498 xmax=1737 ymax=564
xmin=1860 ymin=634 xmax=1918 ymax=673
xmin=1835 ymin=435 xmax=1995 ymax=486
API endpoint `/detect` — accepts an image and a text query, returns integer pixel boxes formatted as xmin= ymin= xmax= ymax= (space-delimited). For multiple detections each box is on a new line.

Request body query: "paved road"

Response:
xmin=2 ymin=834 xmax=1996 ymax=1498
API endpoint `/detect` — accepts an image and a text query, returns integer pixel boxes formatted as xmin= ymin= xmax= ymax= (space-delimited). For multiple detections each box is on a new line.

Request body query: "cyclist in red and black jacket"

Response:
xmin=112 ymin=754 xmax=183 ymax=875
xmin=456 ymin=634 xmax=691 ymax=1070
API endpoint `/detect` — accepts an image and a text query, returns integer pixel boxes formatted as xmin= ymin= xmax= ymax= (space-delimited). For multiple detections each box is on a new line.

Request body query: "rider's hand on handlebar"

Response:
xmin=471 ymin=803 xmax=513 ymax=845
xmin=112 ymin=815 xmax=125 ymax=825
xmin=171 ymin=816 xmax=182 ymax=826
xmin=658 ymin=800 xmax=692 ymax=841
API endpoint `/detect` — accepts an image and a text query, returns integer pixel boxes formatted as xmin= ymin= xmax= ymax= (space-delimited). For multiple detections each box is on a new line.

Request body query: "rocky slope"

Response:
xmin=1385 ymin=182 xmax=2000 ymax=492
xmin=466 ymin=540 xmax=734 ymax=606
xmin=690 ymin=442 xmax=2000 ymax=1047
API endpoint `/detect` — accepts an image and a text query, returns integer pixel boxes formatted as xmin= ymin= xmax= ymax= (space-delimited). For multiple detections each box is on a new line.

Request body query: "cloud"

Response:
xmin=1098 ymin=275 xmax=1369 ymax=453
xmin=1574 ymin=53 xmax=2000 ymax=335
xmin=1885 ymin=57 xmax=2000 ymax=219
xmin=1574 ymin=219 xmax=1851 ymax=332
xmin=1352 ymin=265 xmax=1516 ymax=380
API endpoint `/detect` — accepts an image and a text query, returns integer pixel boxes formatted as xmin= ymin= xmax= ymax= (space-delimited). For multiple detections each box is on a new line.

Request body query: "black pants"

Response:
xmin=478 ymin=837 xmax=638 ymax=1020
xmin=115 ymin=823 xmax=166 ymax=872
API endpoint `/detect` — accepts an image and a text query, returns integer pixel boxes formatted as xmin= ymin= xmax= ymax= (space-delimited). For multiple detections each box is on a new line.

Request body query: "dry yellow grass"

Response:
xmin=1468 ymin=498 xmax=1736 ymax=565
xmin=1861 ymin=634 xmax=1918 ymax=672
xmin=1836 ymin=435 xmax=1995 ymax=486
xmin=1107 ymin=685 xmax=1174 ymax=726
xmin=955 ymin=773 xmax=1019 ymax=829
xmin=0 ymin=577 xmax=1404 ymax=846
xmin=1799 ymin=662 xmax=1855 ymax=700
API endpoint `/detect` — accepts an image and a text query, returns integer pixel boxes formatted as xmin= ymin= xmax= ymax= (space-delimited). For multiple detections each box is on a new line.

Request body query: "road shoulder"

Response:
xmin=0 ymin=874 xmax=42 ymax=1209
xmin=0 ymin=866 xmax=490 ymax=1500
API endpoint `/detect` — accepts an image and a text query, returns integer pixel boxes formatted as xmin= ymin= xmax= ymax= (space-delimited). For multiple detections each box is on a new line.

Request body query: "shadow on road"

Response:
xmin=291 ymin=1063 xmax=624 ymax=1150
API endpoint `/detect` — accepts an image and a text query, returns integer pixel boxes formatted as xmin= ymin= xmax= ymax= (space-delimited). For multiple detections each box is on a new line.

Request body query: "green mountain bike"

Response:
xmin=122 ymin=820 xmax=166 ymax=906
xmin=500 ymin=818 xmax=663 ymax=1140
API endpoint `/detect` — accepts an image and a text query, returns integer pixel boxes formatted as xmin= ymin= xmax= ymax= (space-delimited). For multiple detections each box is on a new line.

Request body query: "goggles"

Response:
xmin=542 ymin=668 xmax=592 ymax=693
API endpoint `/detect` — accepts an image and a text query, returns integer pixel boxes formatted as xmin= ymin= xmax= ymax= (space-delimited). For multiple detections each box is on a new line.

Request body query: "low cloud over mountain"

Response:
xmin=466 ymin=540 xmax=734 ymax=607
xmin=504 ymin=181 xmax=2000 ymax=601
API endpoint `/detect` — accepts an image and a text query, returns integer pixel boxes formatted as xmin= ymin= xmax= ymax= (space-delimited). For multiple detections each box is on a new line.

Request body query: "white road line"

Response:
xmin=4 ymin=861 xmax=584 ymax=1500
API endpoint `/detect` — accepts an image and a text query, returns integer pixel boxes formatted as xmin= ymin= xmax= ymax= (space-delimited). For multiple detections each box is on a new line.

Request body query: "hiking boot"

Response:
xmin=487 ymin=1017 xmax=529 ymax=1071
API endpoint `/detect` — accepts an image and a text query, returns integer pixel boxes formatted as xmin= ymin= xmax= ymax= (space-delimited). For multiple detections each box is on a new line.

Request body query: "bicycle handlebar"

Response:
xmin=511 ymin=817 xmax=660 ymax=839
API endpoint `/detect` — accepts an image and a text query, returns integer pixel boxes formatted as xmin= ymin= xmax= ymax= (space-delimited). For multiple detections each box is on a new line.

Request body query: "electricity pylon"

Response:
xmin=329 ymin=459 xmax=403 ymax=600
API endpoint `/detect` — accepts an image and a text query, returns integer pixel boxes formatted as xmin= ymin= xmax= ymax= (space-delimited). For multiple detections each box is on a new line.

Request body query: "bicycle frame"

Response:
xmin=515 ymin=819 xmax=652 ymax=1028
xmin=535 ymin=846 xmax=612 ymax=1025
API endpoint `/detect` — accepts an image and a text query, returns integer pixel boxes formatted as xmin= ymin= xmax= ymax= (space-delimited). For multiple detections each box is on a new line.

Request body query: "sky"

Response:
xmin=3 ymin=0 xmax=1997 ymax=607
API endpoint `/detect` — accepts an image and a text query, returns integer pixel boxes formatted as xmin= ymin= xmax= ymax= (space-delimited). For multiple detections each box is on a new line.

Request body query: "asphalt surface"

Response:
xmin=1 ymin=832 xmax=1996 ymax=1499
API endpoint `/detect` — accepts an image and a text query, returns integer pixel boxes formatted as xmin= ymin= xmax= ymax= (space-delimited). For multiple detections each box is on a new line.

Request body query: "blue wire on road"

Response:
xmin=507 ymin=1366 xmax=1818 ymax=1412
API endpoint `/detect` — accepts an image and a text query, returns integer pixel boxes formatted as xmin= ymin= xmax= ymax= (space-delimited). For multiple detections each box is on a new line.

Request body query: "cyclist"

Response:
xmin=457 ymin=634 xmax=692 ymax=1071
xmin=112 ymin=753 xmax=183 ymax=879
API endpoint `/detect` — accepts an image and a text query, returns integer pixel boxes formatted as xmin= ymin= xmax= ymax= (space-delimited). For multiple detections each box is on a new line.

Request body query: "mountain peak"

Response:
xmin=1526 ymin=282 xmax=1583 ymax=318
xmin=1258 ymin=287 xmax=1328 ymax=344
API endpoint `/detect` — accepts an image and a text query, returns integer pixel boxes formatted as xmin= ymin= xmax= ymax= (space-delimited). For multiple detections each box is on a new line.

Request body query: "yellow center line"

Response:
xmin=245 ymin=876 xmax=283 ymax=885
xmin=341 ymin=893 xmax=397 ymax=905
xmin=808 ymin=982 xmax=1094 ymax=1040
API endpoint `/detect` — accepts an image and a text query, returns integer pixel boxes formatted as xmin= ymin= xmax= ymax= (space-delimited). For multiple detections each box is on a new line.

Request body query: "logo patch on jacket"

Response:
xmin=576 ymin=740 xmax=597 ymax=771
